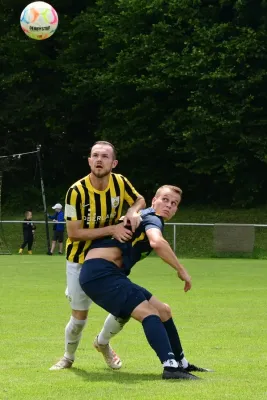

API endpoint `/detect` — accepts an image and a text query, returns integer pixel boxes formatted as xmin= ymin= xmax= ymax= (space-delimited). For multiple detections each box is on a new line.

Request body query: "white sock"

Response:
xmin=64 ymin=316 xmax=87 ymax=361
xmin=180 ymin=357 xmax=189 ymax=368
xmin=97 ymin=314 xmax=129 ymax=345
xmin=163 ymin=359 xmax=178 ymax=368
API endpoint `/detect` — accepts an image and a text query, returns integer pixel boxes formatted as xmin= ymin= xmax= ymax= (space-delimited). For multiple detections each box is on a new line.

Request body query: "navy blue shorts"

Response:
xmin=53 ymin=230 xmax=64 ymax=243
xmin=79 ymin=258 xmax=152 ymax=319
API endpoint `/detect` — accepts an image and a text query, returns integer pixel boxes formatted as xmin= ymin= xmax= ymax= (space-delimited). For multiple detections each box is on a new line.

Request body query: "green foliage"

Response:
xmin=1 ymin=0 xmax=267 ymax=206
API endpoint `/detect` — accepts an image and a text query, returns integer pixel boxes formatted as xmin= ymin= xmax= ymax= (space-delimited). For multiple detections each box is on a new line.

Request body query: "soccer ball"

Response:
xmin=20 ymin=1 xmax=58 ymax=40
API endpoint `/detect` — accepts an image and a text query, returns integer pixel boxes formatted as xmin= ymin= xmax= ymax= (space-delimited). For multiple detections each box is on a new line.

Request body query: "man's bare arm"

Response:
xmin=146 ymin=228 xmax=192 ymax=292
xmin=67 ymin=220 xmax=132 ymax=242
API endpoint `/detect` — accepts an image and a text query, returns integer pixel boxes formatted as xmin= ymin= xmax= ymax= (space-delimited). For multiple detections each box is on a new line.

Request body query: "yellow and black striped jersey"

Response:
xmin=64 ymin=173 xmax=141 ymax=263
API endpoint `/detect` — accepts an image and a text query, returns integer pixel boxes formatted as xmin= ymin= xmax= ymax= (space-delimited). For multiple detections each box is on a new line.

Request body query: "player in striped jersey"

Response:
xmin=50 ymin=141 xmax=145 ymax=371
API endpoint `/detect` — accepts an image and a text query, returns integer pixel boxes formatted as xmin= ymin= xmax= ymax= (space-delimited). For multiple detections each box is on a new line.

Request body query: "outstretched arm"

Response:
xmin=146 ymin=228 xmax=192 ymax=292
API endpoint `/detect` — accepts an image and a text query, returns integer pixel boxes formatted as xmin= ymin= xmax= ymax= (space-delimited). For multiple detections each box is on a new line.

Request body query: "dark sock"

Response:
xmin=142 ymin=315 xmax=175 ymax=363
xmin=163 ymin=318 xmax=184 ymax=362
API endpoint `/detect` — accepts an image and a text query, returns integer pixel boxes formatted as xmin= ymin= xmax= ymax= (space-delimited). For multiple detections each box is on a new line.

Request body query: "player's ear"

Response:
xmin=112 ymin=159 xmax=118 ymax=169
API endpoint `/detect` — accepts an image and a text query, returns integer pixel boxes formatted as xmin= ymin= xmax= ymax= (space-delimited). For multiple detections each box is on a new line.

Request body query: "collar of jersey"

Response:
xmin=140 ymin=207 xmax=160 ymax=217
xmin=86 ymin=174 xmax=112 ymax=194
xmin=140 ymin=207 xmax=165 ymax=223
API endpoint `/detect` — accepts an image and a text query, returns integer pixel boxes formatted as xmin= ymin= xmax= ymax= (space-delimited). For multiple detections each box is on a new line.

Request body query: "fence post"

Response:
xmin=173 ymin=224 xmax=176 ymax=253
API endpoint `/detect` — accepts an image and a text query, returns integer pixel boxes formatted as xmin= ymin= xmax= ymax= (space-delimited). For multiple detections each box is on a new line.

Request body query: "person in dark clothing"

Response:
xmin=47 ymin=203 xmax=65 ymax=255
xmin=18 ymin=211 xmax=36 ymax=255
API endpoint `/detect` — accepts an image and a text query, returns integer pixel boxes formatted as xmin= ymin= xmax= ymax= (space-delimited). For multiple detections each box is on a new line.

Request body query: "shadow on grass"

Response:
xmin=71 ymin=367 xmax=160 ymax=383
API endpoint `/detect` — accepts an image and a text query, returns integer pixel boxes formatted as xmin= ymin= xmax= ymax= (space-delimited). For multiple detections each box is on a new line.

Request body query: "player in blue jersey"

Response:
xmin=79 ymin=185 xmax=211 ymax=380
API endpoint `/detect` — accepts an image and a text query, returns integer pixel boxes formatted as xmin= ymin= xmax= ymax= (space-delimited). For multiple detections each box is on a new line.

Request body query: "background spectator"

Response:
xmin=18 ymin=210 xmax=36 ymax=255
xmin=47 ymin=203 xmax=65 ymax=255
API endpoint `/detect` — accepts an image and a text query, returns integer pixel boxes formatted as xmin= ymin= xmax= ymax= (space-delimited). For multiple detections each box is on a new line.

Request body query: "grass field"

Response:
xmin=1 ymin=255 xmax=266 ymax=400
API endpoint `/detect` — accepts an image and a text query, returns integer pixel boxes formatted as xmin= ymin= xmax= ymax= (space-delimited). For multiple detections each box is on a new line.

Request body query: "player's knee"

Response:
xmin=144 ymin=303 xmax=159 ymax=317
xmin=131 ymin=302 xmax=159 ymax=322
xmin=72 ymin=309 xmax=88 ymax=320
xmin=158 ymin=303 xmax=172 ymax=322
xmin=164 ymin=303 xmax=172 ymax=319
xmin=66 ymin=316 xmax=87 ymax=338
xmin=115 ymin=316 xmax=130 ymax=328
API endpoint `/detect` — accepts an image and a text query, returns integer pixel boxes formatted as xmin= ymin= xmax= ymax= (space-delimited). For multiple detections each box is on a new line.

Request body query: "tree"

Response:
xmin=1 ymin=0 xmax=267 ymax=207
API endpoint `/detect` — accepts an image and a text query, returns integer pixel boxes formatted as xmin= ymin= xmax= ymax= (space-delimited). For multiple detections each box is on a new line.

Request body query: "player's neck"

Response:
xmin=89 ymin=173 xmax=110 ymax=191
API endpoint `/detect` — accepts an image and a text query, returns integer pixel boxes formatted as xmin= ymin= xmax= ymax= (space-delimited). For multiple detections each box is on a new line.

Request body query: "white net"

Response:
xmin=0 ymin=148 xmax=51 ymax=255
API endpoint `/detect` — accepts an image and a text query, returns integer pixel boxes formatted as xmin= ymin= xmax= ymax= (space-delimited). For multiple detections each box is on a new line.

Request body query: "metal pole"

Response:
xmin=36 ymin=145 xmax=50 ymax=254
xmin=173 ymin=224 xmax=176 ymax=253
xmin=0 ymin=171 xmax=11 ymax=254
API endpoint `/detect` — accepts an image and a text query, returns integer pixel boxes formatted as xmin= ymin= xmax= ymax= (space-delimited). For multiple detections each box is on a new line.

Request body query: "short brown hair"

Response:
xmin=155 ymin=185 xmax=183 ymax=197
xmin=90 ymin=141 xmax=117 ymax=159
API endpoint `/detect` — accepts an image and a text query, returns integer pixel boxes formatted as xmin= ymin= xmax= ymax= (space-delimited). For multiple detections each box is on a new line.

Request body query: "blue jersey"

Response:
xmin=89 ymin=207 xmax=164 ymax=275
xmin=48 ymin=210 xmax=65 ymax=231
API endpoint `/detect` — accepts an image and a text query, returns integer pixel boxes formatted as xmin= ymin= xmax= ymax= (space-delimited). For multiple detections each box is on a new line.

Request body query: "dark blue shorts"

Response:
xmin=79 ymin=258 xmax=152 ymax=319
xmin=53 ymin=230 xmax=64 ymax=243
